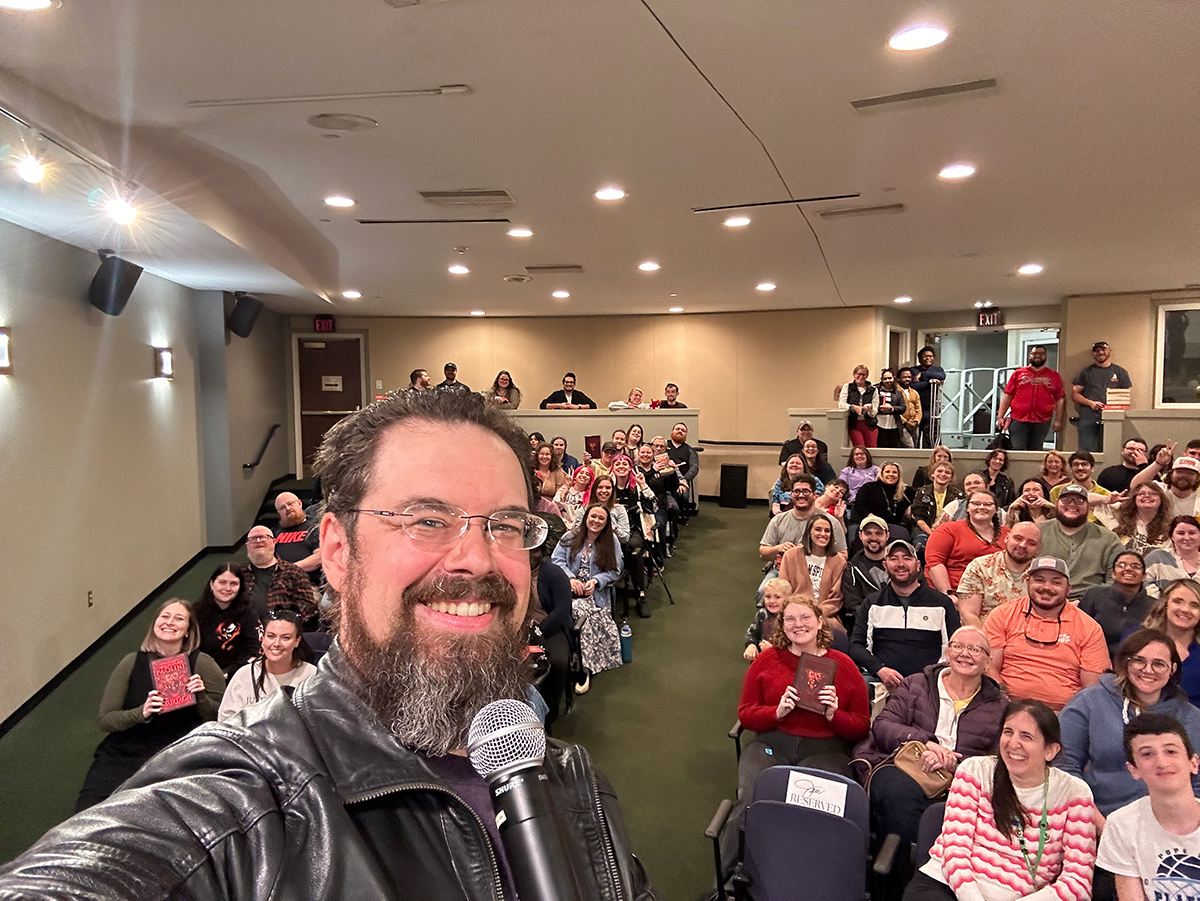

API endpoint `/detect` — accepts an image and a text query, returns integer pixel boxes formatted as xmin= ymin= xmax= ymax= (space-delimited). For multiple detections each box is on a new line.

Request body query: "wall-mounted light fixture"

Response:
xmin=153 ymin=346 xmax=173 ymax=379
xmin=0 ymin=327 xmax=11 ymax=375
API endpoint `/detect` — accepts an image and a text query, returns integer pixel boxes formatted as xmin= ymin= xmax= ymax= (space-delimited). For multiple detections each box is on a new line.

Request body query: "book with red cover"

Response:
xmin=584 ymin=435 xmax=602 ymax=458
xmin=792 ymin=651 xmax=838 ymax=714
xmin=151 ymin=654 xmax=197 ymax=713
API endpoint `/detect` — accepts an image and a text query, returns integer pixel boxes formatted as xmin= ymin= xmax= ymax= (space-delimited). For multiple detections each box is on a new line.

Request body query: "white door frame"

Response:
xmin=886 ymin=326 xmax=912 ymax=370
xmin=291 ymin=332 xmax=368 ymax=475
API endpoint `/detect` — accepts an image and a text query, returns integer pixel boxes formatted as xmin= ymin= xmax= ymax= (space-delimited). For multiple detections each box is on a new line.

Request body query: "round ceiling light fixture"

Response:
xmin=324 ymin=195 xmax=355 ymax=208
xmin=0 ymin=0 xmax=61 ymax=9
xmin=306 ymin=113 xmax=378 ymax=132
xmin=668 ymin=306 xmax=684 ymax=314
xmin=341 ymin=290 xmax=362 ymax=299
xmin=638 ymin=261 xmax=661 ymax=272
xmin=723 ymin=215 xmax=751 ymax=228
xmin=470 ymin=310 xmax=486 ymax=316
xmin=1017 ymin=262 xmax=1044 ymax=276
xmin=506 ymin=227 xmax=533 ymax=238
xmin=888 ymin=24 xmax=949 ymax=51
xmin=15 ymin=155 xmax=45 ymax=184
xmin=756 ymin=282 xmax=776 ymax=292
xmin=938 ymin=163 xmax=976 ymax=180
xmin=105 ymin=197 xmax=138 ymax=226
xmin=594 ymin=186 xmax=626 ymax=201
xmin=552 ymin=290 xmax=570 ymax=299
xmin=893 ymin=295 xmax=913 ymax=304
xmin=448 ymin=264 xmax=470 ymax=275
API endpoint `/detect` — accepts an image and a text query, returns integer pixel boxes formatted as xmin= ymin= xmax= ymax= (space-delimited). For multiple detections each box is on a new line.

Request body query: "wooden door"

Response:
xmin=298 ymin=337 xmax=364 ymax=468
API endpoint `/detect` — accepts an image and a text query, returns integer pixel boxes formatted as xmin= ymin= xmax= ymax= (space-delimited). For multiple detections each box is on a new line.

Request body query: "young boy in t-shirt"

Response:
xmin=1097 ymin=712 xmax=1200 ymax=900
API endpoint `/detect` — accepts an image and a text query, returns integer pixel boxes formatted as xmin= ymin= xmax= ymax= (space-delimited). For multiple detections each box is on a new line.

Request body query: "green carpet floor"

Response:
xmin=0 ymin=502 xmax=767 ymax=899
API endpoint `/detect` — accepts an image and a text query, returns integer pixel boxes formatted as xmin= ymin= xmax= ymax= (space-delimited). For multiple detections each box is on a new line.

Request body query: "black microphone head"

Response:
xmin=467 ymin=699 xmax=546 ymax=781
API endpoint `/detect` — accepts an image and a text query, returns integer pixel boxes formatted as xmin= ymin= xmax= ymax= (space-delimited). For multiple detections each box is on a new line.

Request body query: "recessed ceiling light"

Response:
xmin=470 ymin=310 xmax=486 ymax=316
xmin=638 ymin=261 xmax=661 ymax=272
xmin=1017 ymin=262 xmax=1044 ymax=276
xmin=983 ymin=301 xmax=993 ymax=308
xmin=756 ymin=282 xmax=776 ymax=292
xmin=888 ymin=24 xmax=949 ymax=51
xmin=723 ymin=215 xmax=751 ymax=228
xmin=669 ymin=293 xmax=678 ymax=297
xmin=15 ymin=155 xmax=45 ymax=184
xmin=341 ymin=290 xmax=362 ymax=299
xmin=668 ymin=306 xmax=684 ymax=314
xmin=324 ymin=195 xmax=355 ymax=208
xmin=0 ymin=0 xmax=60 ymax=8
xmin=105 ymin=197 xmax=137 ymax=225
xmin=448 ymin=264 xmax=470 ymax=275
xmin=893 ymin=295 xmax=913 ymax=304
xmin=974 ymin=301 xmax=984 ymax=309
xmin=507 ymin=227 xmax=533 ymax=238
xmin=939 ymin=163 xmax=975 ymax=180
xmin=552 ymin=290 xmax=570 ymax=299
xmin=594 ymin=187 xmax=626 ymax=201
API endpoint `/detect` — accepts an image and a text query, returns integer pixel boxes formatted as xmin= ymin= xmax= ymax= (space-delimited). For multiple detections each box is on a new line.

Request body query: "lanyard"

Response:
xmin=1015 ymin=770 xmax=1050 ymax=885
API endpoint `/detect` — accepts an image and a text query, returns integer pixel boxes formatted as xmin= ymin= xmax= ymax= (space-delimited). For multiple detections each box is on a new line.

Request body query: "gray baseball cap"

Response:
xmin=1028 ymin=556 xmax=1070 ymax=578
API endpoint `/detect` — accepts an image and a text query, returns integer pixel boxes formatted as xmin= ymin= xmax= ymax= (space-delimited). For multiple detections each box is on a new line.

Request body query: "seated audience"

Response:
xmin=743 ymin=577 xmax=789 ymax=660
xmin=1097 ymin=437 xmax=1148 ymax=493
xmin=611 ymin=429 xmax=628 ymax=453
xmin=1057 ymin=629 xmax=1200 ymax=822
xmin=841 ymin=515 xmax=890 ymax=630
xmin=933 ymin=473 xmax=988 ymax=526
xmin=1038 ymin=485 xmax=1124 ymax=600
xmin=780 ymin=513 xmax=847 ymax=623
xmin=626 ymin=423 xmax=646 ymax=450
xmin=531 ymin=543 xmax=574 ymax=728
xmin=803 ymin=436 xmax=837 ymax=485
xmin=978 ymin=448 xmax=1017 ymax=509
xmin=909 ymin=462 xmax=963 ymax=549
xmin=587 ymin=440 xmax=619 ymax=479
xmin=1095 ymin=713 xmax=1200 ymax=901
xmin=721 ymin=594 xmax=870 ymax=876
xmin=572 ymin=476 xmax=641 ymax=617
xmin=76 ymin=600 xmax=224 ymax=811
xmin=1112 ymin=480 xmax=1172 ymax=556
xmin=816 ymin=478 xmax=850 ymax=531
xmin=853 ymin=627 xmax=1005 ymax=881
xmin=924 ymin=489 xmax=1008 ymax=596
xmin=1050 ymin=450 xmax=1115 ymax=525
xmin=851 ymin=540 xmax=960 ymax=688
xmin=780 ymin=420 xmax=822 ymax=464
xmin=528 ymin=431 xmax=545 ymax=452
xmin=957 ymin=522 xmax=1043 ymax=627
xmin=1130 ymin=448 xmax=1200 ymax=519
xmin=906 ymin=699 xmax=1097 ymax=901
xmin=540 ymin=371 xmax=597 ymax=409
xmin=552 ymin=504 xmax=624 ymax=693
xmin=758 ymin=475 xmax=849 ymax=595
xmin=838 ymin=364 xmax=879 ymax=448
xmin=771 ymin=455 xmax=814 ymax=516
xmin=985 ymin=556 xmax=1110 ymax=711
xmin=852 ymin=460 xmax=910 ymax=527
xmin=553 ymin=465 xmax=595 ymax=525
xmin=666 ymin=422 xmax=699 ymax=504
xmin=532 ymin=441 xmax=570 ymax=501
xmin=241 ymin=526 xmax=319 ymax=625
xmin=659 ymin=382 xmax=687 ymax=409
xmin=1003 ymin=477 xmax=1056 ymax=528
xmin=911 ymin=446 xmax=953 ymax=492
xmin=488 ymin=370 xmax=522 ymax=408
xmin=1145 ymin=516 xmax=1200 ymax=593
xmin=611 ymin=454 xmax=657 ymax=616
xmin=1040 ymin=449 xmax=1072 ymax=494
xmin=194 ymin=563 xmax=260 ymax=676
xmin=638 ymin=440 xmax=682 ymax=555
xmin=551 ymin=435 xmax=580 ymax=473
xmin=272 ymin=492 xmax=322 ymax=585
xmin=839 ymin=445 xmax=880 ymax=504
xmin=217 ymin=608 xmax=316 ymax=723
xmin=1079 ymin=552 xmax=1154 ymax=657
xmin=1138 ymin=579 xmax=1200 ymax=706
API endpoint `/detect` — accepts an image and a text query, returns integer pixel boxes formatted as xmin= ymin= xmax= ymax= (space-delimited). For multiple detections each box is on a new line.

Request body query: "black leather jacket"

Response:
xmin=0 ymin=647 xmax=656 ymax=900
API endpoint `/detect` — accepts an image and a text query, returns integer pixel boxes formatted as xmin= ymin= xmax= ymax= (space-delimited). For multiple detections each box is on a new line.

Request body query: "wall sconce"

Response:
xmin=0 ymin=327 xmax=11 ymax=375
xmin=153 ymin=346 xmax=173 ymax=380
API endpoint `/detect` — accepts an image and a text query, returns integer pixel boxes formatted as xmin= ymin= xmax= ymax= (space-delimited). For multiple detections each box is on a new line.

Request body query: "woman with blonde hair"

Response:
xmin=1040 ymin=450 xmax=1071 ymax=493
xmin=1140 ymin=579 xmax=1200 ymax=705
xmin=912 ymin=445 xmax=953 ymax=492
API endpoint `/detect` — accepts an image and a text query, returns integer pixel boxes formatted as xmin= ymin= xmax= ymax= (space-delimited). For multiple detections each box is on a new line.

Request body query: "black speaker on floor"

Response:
xmin=227 ymin=292 xmax=263 ymax=338
xmin=719 ymin=464 xmax=749 ymax=508
xmin=88 ymin=250 xmax=143 ymax=316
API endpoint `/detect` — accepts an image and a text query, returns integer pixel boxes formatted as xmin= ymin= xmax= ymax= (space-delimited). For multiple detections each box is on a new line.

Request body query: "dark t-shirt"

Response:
xmin=436 ymin=380 xmax=472 ymax=394
xmin=1097 ymin=463 xmax=1144 ymax=493
xmin=274 ymin=516 xmax=320 ymax=580
xmin=659 ymin=400 xmax=687 ymax=409
xmin=247 ymin=564 xmax=273 ymax=620
xmin=1073 ymin=363 xmax=1132 ymax=422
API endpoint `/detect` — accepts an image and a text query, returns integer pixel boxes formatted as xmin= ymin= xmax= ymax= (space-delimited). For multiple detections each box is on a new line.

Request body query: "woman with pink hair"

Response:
xmin=554 ymin=465 xmax=595 ymax=524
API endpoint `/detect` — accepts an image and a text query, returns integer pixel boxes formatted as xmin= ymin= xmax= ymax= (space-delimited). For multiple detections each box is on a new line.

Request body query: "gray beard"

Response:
xmin=338 ymin=568 xmax=531 ymax=757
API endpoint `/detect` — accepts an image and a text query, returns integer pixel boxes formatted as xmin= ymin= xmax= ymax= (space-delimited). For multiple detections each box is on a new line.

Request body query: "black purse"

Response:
xmin=986 ymin=432 xmax=1012 ymax=451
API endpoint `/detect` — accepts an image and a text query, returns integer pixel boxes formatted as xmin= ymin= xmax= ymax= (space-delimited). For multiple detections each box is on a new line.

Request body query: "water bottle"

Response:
xmin=620 ymin=623 xmax=633 ymax=664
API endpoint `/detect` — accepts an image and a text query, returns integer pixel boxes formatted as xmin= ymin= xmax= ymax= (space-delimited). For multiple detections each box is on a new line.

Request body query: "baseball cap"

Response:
xmin=444 ymin=362 xmax=457 ymax=371
xmin=859 ymin=515 xmax=888 ymax=533
xmin=1092 ymin=341 xmax=1109 ymax=351
xmin=799 ymin=420 xmax=813 ymax=429
xmin=1173 ymin=456 xmax=1200 ymax=474
xmin=1057 ymin=484 xmax=1089 ymax=501
xmin=1029 ymin=556 xmax=1070 ymax=578
xmin=885 ymin=539 xmax=917 ymax=557
xmin=601 ymin=441 xmax=619 ymax=454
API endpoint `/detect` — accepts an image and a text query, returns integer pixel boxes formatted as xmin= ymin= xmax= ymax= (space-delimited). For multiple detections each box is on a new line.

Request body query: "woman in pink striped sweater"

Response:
xmin=905 ymin=699 xmax=1098 ymax=901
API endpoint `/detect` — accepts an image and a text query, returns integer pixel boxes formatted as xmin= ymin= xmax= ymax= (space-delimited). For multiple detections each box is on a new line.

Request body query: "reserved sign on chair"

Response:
xmin=784 ymin=771 xmax=848 ymax=817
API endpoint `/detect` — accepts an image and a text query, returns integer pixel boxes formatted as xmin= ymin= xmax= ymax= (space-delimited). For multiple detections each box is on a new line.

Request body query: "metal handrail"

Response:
xmin=936 ymin=367 xmax=1019 ymax=447
xmin=243 ymin=423 xmax=282 ymax=471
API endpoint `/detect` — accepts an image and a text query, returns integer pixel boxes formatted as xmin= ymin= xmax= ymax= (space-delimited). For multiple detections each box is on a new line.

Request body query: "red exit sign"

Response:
xmin=313 ymin=315 xmax=336 ymax=333
xmin=977 ymin=309 xmax=1004 ymax=328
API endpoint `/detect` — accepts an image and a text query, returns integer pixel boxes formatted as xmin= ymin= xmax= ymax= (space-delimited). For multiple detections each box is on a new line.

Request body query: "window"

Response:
xmin=1156 ymin=301 xmax=1200 ymax=408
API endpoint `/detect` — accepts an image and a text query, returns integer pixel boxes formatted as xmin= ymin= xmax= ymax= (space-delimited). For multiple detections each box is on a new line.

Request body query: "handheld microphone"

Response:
xmin=468 ymin=700 xmax=584 ymax=901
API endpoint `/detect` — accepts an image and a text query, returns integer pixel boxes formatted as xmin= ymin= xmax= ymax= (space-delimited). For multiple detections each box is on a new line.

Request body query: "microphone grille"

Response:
xmin=467 ymin=699 xmax=547 ymax=779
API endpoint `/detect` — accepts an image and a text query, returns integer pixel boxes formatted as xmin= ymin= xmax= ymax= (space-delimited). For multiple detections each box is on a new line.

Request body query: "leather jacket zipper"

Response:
xmin=345 ymin=781 xmax=505 ymax=901
xmin=584 ymin=760 xmax=624 ymax=898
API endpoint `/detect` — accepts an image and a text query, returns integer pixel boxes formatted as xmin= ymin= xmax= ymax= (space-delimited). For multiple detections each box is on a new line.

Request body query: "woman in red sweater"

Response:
xmin=925 ymin=489 xmax=1008 ymax=596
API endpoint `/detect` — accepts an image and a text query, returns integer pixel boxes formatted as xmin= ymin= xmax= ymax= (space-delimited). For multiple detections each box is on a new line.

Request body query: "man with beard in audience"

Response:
xmin=0 ymin=391 xmax=655 ymax=900
xmin=1037 ymin=484 xmax=1124 ymax=600
xmin=840 ymin=514 xmax=890 ymax=631
xmin=273 ymin=491 xmax=322 ymax=585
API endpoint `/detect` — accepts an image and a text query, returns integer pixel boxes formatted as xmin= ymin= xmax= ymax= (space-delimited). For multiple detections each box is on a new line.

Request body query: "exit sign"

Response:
xmin=314 ymin=315 xmax=336 ymax=333
xmin=978 ymin=309 xmax=1004 ymax=328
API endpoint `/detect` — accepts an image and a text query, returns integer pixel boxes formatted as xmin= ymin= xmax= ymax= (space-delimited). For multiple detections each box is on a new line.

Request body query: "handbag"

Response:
xmin=891 ymin=740 xmax=953 ymax=798
xmin=986 ymin=431 xmax=1012 ymax=451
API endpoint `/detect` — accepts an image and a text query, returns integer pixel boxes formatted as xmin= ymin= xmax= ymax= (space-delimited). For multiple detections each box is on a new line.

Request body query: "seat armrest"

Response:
xmin=873 ymin=832 xmax=902 ymax=875
xmin=705 ymin=798 xmax=734 ymax=840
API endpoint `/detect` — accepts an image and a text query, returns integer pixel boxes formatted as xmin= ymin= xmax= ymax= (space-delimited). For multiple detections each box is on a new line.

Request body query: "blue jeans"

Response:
xmin=1076 ymin=418 xmax=1103 ymax=453
xmin=1008 ymin=418 xmax=1051 ymax=450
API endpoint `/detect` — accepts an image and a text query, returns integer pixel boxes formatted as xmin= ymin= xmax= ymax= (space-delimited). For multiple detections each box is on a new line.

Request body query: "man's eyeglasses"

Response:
xmin=792 ymin=489 xmax=814 ymax=497
xmin=247 ymin=535 xmax=274 ymax=544
xmin=1114 ymin=561 xmax=1145 ymax=571
xmin=349 ymin=503 xmax=549 ymax=550
xmin=1127 ymin=655 xmax=1171 ymax=673
xmin=1022 ymin=606 xmax=1063 ymax=647
xmin=947 ymin=640 xmax=988 ymax=658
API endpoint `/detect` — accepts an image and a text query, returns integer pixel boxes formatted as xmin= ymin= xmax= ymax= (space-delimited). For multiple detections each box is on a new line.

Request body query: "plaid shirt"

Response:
xmin=239 ymin=558 xmax=318 ymax=622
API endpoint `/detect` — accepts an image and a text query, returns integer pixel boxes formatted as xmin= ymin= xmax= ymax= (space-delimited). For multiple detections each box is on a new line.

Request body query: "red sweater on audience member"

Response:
xmin=924 ymin=520 xmax=1008 ymax=591
xmin=738 ymin=647 xmax=870 ymax=741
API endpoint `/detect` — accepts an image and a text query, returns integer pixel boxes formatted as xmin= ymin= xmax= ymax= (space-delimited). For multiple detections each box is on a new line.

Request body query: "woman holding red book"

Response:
xmin=75 ymin=599 xmax=224 ymax=811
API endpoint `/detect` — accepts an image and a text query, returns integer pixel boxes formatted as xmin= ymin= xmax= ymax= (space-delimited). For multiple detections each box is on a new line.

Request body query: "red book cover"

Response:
xmin=792 ymin=651 xmax=838 ymax=714
xmin=151 ymin=654 xmax=197 ymax=713
xmin=584 ymin=435 xmax=602 ymax=458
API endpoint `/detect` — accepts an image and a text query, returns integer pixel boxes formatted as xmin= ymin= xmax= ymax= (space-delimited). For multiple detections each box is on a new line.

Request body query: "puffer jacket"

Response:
xmin=0 ymin=645 xmax=656 ymax=901
xmin=851 ymin=663 xmax=1006 ymax=779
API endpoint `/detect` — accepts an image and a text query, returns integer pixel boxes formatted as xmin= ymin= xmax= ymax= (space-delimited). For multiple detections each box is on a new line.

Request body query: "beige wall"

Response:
xmin=1062 ymin=293 xmax=1158 ymax=410
xmin=0 ymin=221 xmax=205 ymax=722
xmin=293 ymin=307 xmax=879 ymax=443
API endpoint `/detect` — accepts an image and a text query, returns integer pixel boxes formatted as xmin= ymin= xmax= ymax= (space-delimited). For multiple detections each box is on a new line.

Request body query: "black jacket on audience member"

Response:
xmin=779 ymin=436 xmax=829 ymax=464
xmin=539 ymin=389 xmax=597 ymax=409
xmin=852 ymin=481 xmax=911 ymax=526
xmin=849 ymin=583 xmax=960 ymax=678
xmin=536 ymin=560 xmax=574 ymax=640
xmin=638 ymin=464 xmax=679 ymax=507
xmin=841 ymin=551 xmax=889 ymax=620
xmin=1078 ymin=583 xmax=1156 ymax=659
xmin=978 ymin=471 xmax=1017 ymax=509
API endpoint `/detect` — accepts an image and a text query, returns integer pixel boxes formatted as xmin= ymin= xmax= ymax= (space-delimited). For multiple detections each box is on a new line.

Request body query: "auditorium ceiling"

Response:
xmin=0 ymin=1 xmax=1197 ymax=317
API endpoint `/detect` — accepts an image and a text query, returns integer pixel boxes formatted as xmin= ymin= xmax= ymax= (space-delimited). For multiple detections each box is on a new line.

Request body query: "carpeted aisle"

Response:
xmin=0 ymin=502 xmax=768 ymax=901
